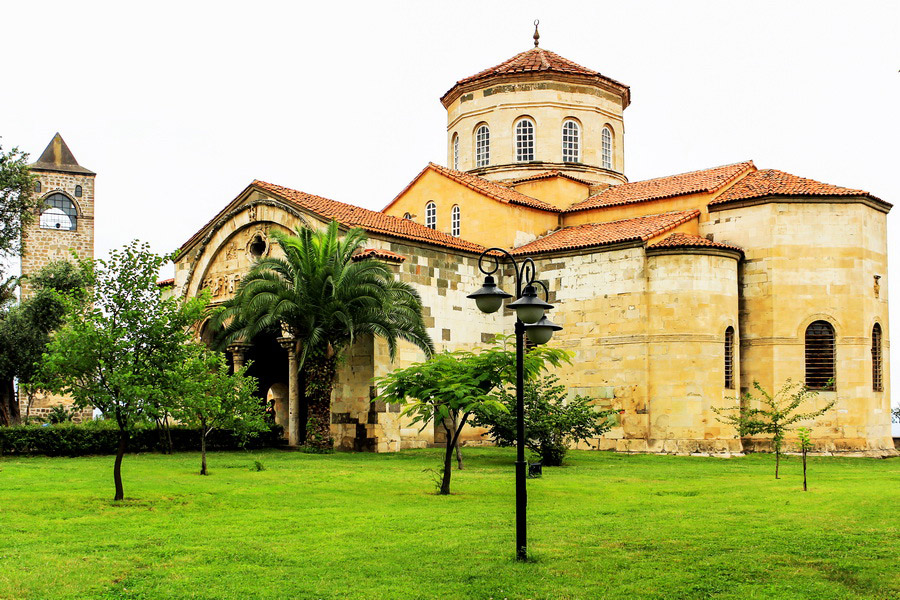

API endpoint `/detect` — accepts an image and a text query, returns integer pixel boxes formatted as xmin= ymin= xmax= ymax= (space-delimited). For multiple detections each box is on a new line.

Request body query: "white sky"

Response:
xmin=2 ymin=0 xmax=898 ymax=430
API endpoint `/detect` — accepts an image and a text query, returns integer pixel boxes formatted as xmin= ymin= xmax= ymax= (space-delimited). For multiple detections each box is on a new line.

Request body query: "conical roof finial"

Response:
xmin=533 ymin=19 xmax=540 ymax=47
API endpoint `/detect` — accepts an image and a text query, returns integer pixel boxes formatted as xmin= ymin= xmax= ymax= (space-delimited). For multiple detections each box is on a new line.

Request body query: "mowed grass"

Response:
xmin=0 ymin=448 xmax=898 ymax=600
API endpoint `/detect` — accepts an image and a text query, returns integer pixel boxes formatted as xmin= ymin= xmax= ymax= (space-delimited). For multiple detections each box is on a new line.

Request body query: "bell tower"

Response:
xmin=21 ymin=133 xmax=95 ymax=298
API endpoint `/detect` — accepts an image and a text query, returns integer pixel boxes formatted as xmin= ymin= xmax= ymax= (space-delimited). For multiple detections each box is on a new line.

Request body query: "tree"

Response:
xmin=172 ymin=344 xmax=266 ymax=475
xmin=38 ymin=241 xmax=206 ymax=500
xmin=473 ymin=375 xmax=618 ymax=466
xmin=713 ymin=379 xmax=835 ymax=479
xmin=375 ymin=336 xmax=571 ymax=495
xmin=0 ymin=260 xmax=91 ymax=425
xmin=0 ymin=143 xmax=39 ymax=266
xmin=215 ymin=220 xmax=434 ymax=447
xmin=796 ymin=427 xmax=813 ymax=492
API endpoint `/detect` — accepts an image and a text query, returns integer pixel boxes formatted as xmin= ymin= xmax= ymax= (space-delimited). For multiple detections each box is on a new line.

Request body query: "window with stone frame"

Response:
xmin=724 ymin=326 xmax=735 ymax=389
xmin=872 ymin=323 xmax=883 ymax=392
xmin=805 ymin=320 xmax=835 ymax=390
xmin=451 ymin=205 xmax=460 ymax=237
xmin=562 ymin=119 xmax=580 ymax=163
xmin=452 ymin=134 xmax=459 ymax=170
xmin=425 ymin=201 xmax=436 ymax=229
xmin=39 ymin=193 xmax=77 ymax=231
xmin=475 ymin=124 xmax=490 ymax=167
xmin=515 ymin=118 xmax=535 ymax=162
xmin=601 ymin=126 xmax=613 ymax=169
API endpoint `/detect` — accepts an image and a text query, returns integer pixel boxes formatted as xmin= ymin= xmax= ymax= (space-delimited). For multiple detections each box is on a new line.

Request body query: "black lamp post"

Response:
xmin=467 ymin=248 xmax=562 ymax=562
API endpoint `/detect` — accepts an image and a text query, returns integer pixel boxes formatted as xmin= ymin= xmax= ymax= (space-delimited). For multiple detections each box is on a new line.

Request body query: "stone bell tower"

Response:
xmin=21 ymin=133 xmax=95 ymax=298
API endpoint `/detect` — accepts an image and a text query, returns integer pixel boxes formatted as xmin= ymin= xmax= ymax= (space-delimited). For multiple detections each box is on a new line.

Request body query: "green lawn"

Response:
xmin=0 ymin=448 xmax=897 ymax=600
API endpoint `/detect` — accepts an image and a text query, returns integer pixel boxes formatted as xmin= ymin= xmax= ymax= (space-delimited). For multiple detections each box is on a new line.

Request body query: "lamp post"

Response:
xmin=467 ymin=248 xmax=562 ymax=562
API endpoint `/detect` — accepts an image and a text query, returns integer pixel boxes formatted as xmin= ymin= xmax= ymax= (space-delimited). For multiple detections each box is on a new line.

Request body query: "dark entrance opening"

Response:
xmin=244 ymin=329 xmax=306 ymax=442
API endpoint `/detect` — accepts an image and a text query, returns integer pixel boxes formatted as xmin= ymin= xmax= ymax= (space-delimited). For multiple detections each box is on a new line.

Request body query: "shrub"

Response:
xmin=0 ymin=419 xmax=284 ymax=457
xmin=473 ymin=375 xmax=618 ymax=466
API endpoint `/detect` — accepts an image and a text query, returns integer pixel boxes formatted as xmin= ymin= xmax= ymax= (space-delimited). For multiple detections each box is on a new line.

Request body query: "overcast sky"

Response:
xmin=2 ymin=0 xmax=898 ymax=427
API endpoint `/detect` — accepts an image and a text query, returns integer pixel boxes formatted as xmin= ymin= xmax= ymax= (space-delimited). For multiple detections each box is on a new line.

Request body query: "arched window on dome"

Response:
xmin=872 ymin=323 xmax=883 ymax=392
xmin=805 ymin=320 xmax=835 ymax=390
xmin=475 ymin=124 xmax=490 ymax=168
xmin=724 ymin=326 xmax=735 ymax=389
xmin=562 ymin=119 xmax=580 ymax=163
xmin=451 ymin=205 xmax=460 ymax=237
xmin=39 ymin=193 xmax=77 ymax=231
xmin=425 ymin=201 xmax=436 ymax=229
xmin=601 ymin=126 xmax=613 ymax=169
xmin=515 ymin=118 xmax=535 ymax=162
xmin=452 ymin=134 xmax=459 ymax=170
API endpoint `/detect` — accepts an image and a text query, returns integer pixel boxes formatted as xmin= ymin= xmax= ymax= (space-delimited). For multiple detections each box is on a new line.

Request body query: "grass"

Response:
xmin=0 ymin=448 xmax=897 ymax=600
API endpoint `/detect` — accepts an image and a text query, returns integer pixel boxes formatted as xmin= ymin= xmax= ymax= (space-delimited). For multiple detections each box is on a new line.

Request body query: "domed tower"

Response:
xmin=440 ymin=25 xmax=630 ymax=186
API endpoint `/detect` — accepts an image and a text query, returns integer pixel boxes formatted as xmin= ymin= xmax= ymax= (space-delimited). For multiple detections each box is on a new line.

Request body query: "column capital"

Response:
xmin=277 ymin=336 xmax=298 ymax=354
xmin=227 ymin=342 xmax=253 ymax=356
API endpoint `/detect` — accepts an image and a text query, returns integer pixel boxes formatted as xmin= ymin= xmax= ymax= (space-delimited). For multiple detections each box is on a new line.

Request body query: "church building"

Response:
xmin=28 ymin=33 xmax=894 ymax=455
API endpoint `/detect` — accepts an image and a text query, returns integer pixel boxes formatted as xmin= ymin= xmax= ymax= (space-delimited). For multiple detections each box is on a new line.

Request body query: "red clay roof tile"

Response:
xmin=507 ymin=170 xmax=597 ymax=187
xmin=511 ymin=210 xmax=700 ymax=255
xmin=352 ymin=248 xmax=407 ymax=263
xmin=709 ymin=169 xmax=888 ymax=206
xmin=566 ymin=162 xmax=755 ymax=213
xmin=647 ymin=233 xmax=743 ymax=255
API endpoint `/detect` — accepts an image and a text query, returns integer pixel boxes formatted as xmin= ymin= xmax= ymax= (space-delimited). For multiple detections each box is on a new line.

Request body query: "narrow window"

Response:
xmin=805 ymin=320 xmax=835 ymax=390
xmin=34 ymin=181 xmax=41 ymax=193
xmin=451 ymin=205 xmax=460 ymax=237
xmin=562 ymin=119 xmax=580 ymax=163
xmin=515 ymin=118 xmax=535 ymax=162
xmin=74 ymin=185 xmax=83 ymax=197
xmin=452 ymin=134 xmax=459 ymax=170
xmin=872 ymin=323 xmax=883 ymax=392
xmin=601 ymin=126 xmax=613 ymax=169
xmin=475 ymin=125 xmax=490 ymax=167
xmin=403 ymin=212 xmax=412 ymax=220
xmin=724 ymin=326 xmax=735 ymax=389
xmin=39 ymin=193 xmax=77 ymax=231
xmin=425 ymin=201 xmax=436 ymax=229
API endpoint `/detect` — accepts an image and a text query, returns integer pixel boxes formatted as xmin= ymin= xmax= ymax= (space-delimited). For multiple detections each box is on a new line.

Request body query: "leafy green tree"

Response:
xmin=375 ymin=336 xmax=570 ymax=494
xmin=474 ymin=375 xmax=618 ymax=466
xmin=215 ymin=220 xmax=433 ymax=447
xmin=172 ymin=345 xmax=265 ymax=475
xmin=38 ymin=241 xmax=207 ymax=500
xmin=0 ymin=143 xmax=39 ymax=266
xmin=714 ymin=379 xmax=835 ymax=479
xmin=796 ymin=427 xmax=813 ymax=492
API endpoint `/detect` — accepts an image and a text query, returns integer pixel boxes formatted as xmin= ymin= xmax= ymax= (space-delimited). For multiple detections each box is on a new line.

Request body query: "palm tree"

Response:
xmin=215 ymin=220 xmax=434 ymax=446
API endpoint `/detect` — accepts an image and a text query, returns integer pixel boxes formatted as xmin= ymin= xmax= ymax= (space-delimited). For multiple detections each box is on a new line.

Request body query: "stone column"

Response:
xmin=227 ymin=342 xmax=253 ymax=371
xmin=278 ymin=336 xmax=300 ymax=446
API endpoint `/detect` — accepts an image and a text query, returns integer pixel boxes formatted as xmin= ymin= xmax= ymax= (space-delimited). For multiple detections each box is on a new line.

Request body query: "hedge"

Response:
xmin=0 ymin=420 xmax=285 ymax=456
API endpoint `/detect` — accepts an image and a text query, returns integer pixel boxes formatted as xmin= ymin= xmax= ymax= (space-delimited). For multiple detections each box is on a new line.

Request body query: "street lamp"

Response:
xmin=467 ymin=247 xmax=562 ymax=562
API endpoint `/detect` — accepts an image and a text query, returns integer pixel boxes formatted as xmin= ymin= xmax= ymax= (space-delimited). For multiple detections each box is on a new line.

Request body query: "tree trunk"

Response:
xmin=113 ymin=429 xmax=128 ymax=501
xmin=775 ymin=449 xmax=780 ymax=480
xmin=452 ymin=413 xmax=463 ymax=470
xmin=439 ymin=421 xmax=455 ymax=495
xmin=0 ymin=377 xmax=20 ymax=426
xmin=802 ymin=449 xmax=807 ymax=491
xmin=200 ymin=426 xmax=208 ymax=476
xmin=304 ymin=350 xmax=338 ymax=449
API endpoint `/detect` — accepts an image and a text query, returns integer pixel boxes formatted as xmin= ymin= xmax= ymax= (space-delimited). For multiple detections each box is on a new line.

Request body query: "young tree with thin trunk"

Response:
xmin=38 ymin=242 xmax=206 ymax=500
xmin=796 ymin=426 xmax=813 ymax=491
xmin=375 ymin=336 xmax=570 ymax=495
xmin=172 ymin=344 xmax=265 ymax=475
xmin=714 ymin=379 xmax=834 ymax=480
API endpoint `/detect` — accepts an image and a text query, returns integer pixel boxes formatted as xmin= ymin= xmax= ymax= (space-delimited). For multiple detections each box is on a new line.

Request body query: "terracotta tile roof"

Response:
xmin=647 ymin=233 xmax=743 ymax=255
xmin=442 ymin=47 xmax=629 ymax=105
xmin=385 ymin=163 xmax=560 ymax=213
xmin=251 ymin=180 xmax=486 ymax=254
xmin=566 ymin=162 xmax=755 ymax=213
xmin=709 ymin=169 xmax=889 ymax=206
xmin=156 ymin=277 xmax=175 ymax=287
xmin=511 ymin=210 xmax=700 ymax=255
xmin=351 ymin=248 xmax=407 ymax=263
xmin=507 ymin=170 xmax=597 ymax=187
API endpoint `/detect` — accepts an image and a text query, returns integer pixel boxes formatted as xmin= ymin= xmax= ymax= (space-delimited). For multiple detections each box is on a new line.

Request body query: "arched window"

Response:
xmin=34 ymin=181 xmax=41 ymax=193
xmin=425 ymin=201 xmax=436 ymax=229
xmin=74 ymin=185 xmax=83 ymax=197
xmin=452 ymin=134 xmax=459 ymax=170
xmin=601 ymin=126 xmax=613 ymax=169
xmin=724 ymin=326 xmax=735 ymax=389
xmin=515 ymin=118 xmax=535 ymax=162
xmin=562 ymin=119 xmax=580 ymax=163
xmin=451 ymin=205 xmax=460 ymax=237
xmin=872 ymin=323 xmax=883 ymax=392
xmin=39 ymin=193 xmax=77 ymax=231
xmin=403 ymin=212 xmax=412 ymax=220
xmin=475 ymin=124 xmax=490 ymax=167
xmin=805 ymin=320 xmax=835 ymax=390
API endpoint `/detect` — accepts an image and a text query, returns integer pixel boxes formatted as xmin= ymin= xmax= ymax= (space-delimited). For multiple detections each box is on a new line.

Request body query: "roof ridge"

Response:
xmin=425 ymin=163 xmax=561 ymax=212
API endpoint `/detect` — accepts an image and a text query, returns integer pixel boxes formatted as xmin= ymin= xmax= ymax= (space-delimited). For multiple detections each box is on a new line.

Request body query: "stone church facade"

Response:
xmin=23 ymin=39 xmax=895 ymax=455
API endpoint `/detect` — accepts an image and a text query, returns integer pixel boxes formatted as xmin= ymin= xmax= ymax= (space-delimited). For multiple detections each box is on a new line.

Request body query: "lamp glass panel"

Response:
xmin=526 ymin=326 xmax=553 ymax=345
xmin=514 ymin=305 xmax=544 ymax=324
xmin=475 ymin=295 xmax=504 ymax=314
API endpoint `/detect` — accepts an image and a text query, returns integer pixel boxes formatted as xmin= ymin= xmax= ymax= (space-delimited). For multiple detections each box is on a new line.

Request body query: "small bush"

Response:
xmin=253 ymin=460 xmax=266 ymax=471
xmin=0 ymin=420 xmax=285 ymax=457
